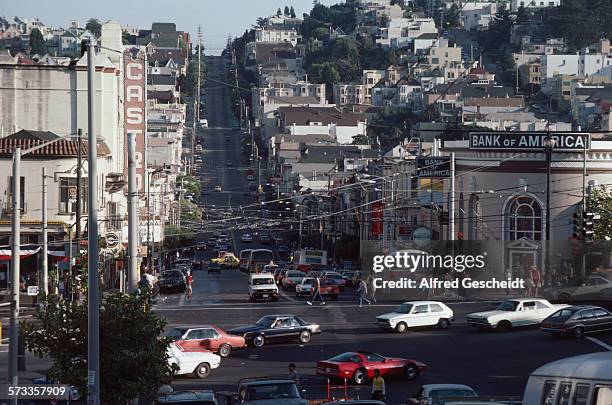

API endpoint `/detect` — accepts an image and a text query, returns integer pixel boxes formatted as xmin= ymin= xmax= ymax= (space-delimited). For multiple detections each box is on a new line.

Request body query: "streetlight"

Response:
xmin=544 ymin=134 xmax=556 ymax=276
xmin=147 ymin=166 xmax=170 ymax=273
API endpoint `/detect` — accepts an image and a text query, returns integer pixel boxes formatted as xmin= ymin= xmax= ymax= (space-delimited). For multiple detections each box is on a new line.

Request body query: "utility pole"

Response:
xmin=581 ymin=128 xmax=587 ymax=277
xmin=76 ymin=128 xmax=82 ymax=240
xmin=42 ymin=167 xmax=48 ymax=295
xmin=8 ymin=147 xmax=21 ymax=394
xmin=127 ymin=131 xmax=138 ymax=292
xmin=84 ymin=39 xmax=100 ymax=405
xmin=449 ymin=153 xmax=456 ymax=241
xmin=196 ymin=25 xmax=202 ymax=125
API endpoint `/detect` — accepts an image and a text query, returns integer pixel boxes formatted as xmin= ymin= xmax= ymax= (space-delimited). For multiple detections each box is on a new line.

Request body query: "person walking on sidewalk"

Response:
xmin=358 ymin=278 xmax=370 ymax=307
xmin=186 ymin=273 xmax=193 ymax=300
xmin=371 ymin=369 xmax=385 ymax=401
xmin=368 ymin=275 xmax=377 ymax=304
xmin=307 ymin=275 xmax=325 ymax=306
xmin=287 ymin=363 xmax=299 ymax=386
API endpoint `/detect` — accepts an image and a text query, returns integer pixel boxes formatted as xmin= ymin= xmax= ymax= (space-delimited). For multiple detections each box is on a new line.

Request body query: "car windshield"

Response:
xmin=252 ymin=277 xmax=275 ymax=285
xmin=243 ymin=383 xmax=300 ymax=400
xmin=303 ymin=279 xmax=314 ymax=285
xmin=165 ymin=328 xmax=186 ymax=341
xmin=330 ymin=353 xmax=357 ymax=362
xmin=256 ymin=316 xmax=276 ymax=327
xmin=431 ymin=389 xmax=476 ymax=398
xmin=395 ymin=304 xmax=414 ymax=314
xmin=497 ymin=301 xmax=520 ymax=311
xmin=287 ymin=271 xmax=302 ymax=277
xmin=163 ymin=271 xmax=182 ymax=279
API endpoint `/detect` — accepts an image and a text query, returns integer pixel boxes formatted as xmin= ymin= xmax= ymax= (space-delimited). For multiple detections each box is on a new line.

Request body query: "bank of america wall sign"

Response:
xmin=469 ymin=132 xmax=591 ymax=151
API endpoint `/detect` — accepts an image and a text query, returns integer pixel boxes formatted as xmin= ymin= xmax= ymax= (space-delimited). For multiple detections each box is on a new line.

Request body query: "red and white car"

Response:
xmin=282 ymin=270 xmax=305 ymax=291
xmin=316 ymin=351 xmax=426 ymax=384
xmin=166 ymin=325 xmax=246 ymax=357
xmin=322 ymin=271 xmax=347 ymax=291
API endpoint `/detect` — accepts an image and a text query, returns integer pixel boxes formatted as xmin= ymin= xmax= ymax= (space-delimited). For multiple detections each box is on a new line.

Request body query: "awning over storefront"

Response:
xmin=0 ymin=247 xmax=41 ymax=260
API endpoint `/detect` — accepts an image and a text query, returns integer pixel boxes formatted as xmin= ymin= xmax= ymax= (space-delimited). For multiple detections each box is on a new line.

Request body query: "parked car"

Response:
xmin=376 ymin=301 xmax=454 ymax=333
xmin=167 ymin=343 xmax=220 ymax=379
xmin=156 ymin=389 xmax=217 ymax=404
xmin=316 ymin=351 xmax=426 ymax=384
xmin=407 ymin=384 xmax=478 ymax=405
xmin=467 ymin=299 xmax=569 ymax=331
xmin=274 ymin=268 xmax=288 ymax=285
xmin=248 ymin=273 xmax=278 ymax=302
xmin=166 ymin=325 xmax=246 ymax=357
xmin=236 ymin=378 xmax=307 ymax=405
xmin=544 ymin=274 xmax=612 ymax=301
xmin=210 ymin=253 xmax=239 ymax=269
xmin=228 ymin=314 xmax=321 ymax=348
xmin=159 ymin=270 xmax=186 ymax=292
xmin=282 ymin=270 xmax=305 ymax=291
xmin=241 ymin=233 xmax=254 ymax=243
xmin=540 ymin=305 xmax=612 ymax=338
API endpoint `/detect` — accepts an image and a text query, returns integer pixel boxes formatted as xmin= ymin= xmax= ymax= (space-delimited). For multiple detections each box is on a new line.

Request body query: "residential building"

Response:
xmin=255 ymin=27 xmax=299 ymax=46
xmin=460 ymin=2 xmax=498 ymax=31
xmin=511 ymin=0 xmax=561 ymax=12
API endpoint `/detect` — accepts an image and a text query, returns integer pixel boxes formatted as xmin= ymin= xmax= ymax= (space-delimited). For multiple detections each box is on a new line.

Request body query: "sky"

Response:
xmin=2 ymin=0 xmax=339 ymax=54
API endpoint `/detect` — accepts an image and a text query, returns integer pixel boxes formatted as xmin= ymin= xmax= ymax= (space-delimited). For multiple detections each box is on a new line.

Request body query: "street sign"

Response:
xmin=469 ymin=132 xmax=590 ymax=151
xmin=27 ymin=286 xmax=39 ymax=296
xmin=416 ymin=157 xmax=451 ymax=178
xmin=105 ymin=232 xmax=119 ymax=249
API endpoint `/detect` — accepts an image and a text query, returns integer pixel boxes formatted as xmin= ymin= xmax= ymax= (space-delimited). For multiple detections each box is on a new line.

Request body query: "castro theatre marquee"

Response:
xmin=441 ymin=132 xmax=612 ymax=276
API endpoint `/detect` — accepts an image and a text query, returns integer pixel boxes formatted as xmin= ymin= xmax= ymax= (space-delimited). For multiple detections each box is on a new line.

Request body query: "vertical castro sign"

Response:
xmin=124 ymin=52 xmax=146 ymax=192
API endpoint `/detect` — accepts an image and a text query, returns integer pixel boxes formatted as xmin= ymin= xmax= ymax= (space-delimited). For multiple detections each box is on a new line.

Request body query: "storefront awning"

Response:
xmin=0 ymin=247 xmax=41 ymax=261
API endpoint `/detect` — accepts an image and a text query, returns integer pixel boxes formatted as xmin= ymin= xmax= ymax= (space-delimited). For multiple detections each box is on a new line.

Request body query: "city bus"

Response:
xmin=248 ymin=249 xmax=274 ymax=273
xmin=523 ymin=352 xmax=612 ymax=405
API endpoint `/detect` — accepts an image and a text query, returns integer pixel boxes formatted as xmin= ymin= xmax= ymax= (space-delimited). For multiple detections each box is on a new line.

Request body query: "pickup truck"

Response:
xmin=466 ymin=298 xmax=569 ymax=331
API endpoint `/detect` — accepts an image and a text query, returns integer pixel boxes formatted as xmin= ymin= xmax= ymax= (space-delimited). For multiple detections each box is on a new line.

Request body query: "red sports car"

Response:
xmin=316 ymin=351 xmax=426 ymax=384
xmin=166 ymin=325 xmax=246 ymax=358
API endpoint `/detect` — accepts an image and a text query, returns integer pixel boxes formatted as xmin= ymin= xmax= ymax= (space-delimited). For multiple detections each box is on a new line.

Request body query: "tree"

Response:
xmin=277 ymin=7 xmax=282 ymax=16
xmin=85 ymin=18 xmax=102 ymax=38
xmin=284 ymin=6 xmax=291 ymax=16
xmin=29 ymin=28 xmax=46 ymax=55
xmin=255 ymin=17 xmax=269 ymax=29
xmin=290 ymin=6 xmax=297 ymax=18
xmin=586 ymin=185 xmax=612 ymax=240
xmin=22 ymin=292 xmax=174 ymax=403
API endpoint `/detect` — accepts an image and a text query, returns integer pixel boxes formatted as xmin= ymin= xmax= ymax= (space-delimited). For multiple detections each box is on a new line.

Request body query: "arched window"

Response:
xmin=505 ymin=195 xmax=543 ymax=241
xmin=468 ymin=194 xmax=481 ymax=240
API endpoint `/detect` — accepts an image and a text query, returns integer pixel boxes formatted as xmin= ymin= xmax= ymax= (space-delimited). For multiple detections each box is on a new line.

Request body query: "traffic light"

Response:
xmin=572 ymin=211 xmax=600 ymax=240
xmin=572 ymin=213 xmax=582 ymax=238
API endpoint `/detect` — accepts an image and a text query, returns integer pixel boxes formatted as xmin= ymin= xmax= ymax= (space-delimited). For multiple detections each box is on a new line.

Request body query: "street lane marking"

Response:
xmin=586 ymin=337 xmax=612 ymax=351
xmin=278 ymin=289 xmax=296 ymax=303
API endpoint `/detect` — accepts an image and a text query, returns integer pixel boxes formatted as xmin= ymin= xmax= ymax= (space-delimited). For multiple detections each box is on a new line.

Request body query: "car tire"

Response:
xmin=218 ymin=343 xmax=232 ymax=358
xmin=573 ymin=326 xmax=585 ymax=339
xmin=395 ymin=322 xmax=408 ymax=334
xmin=299 ymin=330 xmax=311 ymax=344
xmin=438 ymin=318 xmax=451 ymax=330
xmin=404 ymin=365 xmax=418 ymax=380
xmin=252 ymin=335 xmax=265 ymax=348
xmin=194 ymin=362 xmax=211 ymax=378
xmin=353 ymin=368 xmax=368 ymax=385
xmin=497 ymin=320 xmax=512 ymax=332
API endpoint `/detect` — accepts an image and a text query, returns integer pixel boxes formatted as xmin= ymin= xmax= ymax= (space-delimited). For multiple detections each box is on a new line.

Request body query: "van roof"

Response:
xmin=530 ymin=352 xmax=612 ymax=380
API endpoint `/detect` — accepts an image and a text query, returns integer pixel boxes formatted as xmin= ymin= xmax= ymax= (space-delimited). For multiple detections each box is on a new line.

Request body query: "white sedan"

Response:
xmin=167 ymin=343 xmax=221 ymax=379
xmin=376 ymin=301 xmax=454 ymax=333
xmin=466 ymin=298 xmax=569 ymax=331
xmin=296 ymin=277 xmax=315 ymax=297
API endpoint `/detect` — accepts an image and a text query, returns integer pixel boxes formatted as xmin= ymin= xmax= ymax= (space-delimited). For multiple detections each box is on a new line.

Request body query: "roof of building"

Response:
xmin=464 ymin=97 xmax=525 ymax=107
xmin=148 ymin=90 xmax=176 ymax=103
xmin=151 ymin=22 xmax=177 ymax=34
xmin=585 ymin=87 xmax=612 ymax=103
xmin=277 ymin=106 xmax=365 ymax=127
xmin=275 ymin=134 xmax=336 ymax=145
xmin=301 ymin=145 xmax=379 ymax=163
xmin=461 ymin=85 xmax=514 ymax=98
xmin=415 ymin=32 xmax=438 ymax=40
xmin=269 ymin=96 xmax=320 ymax=105
xmin=0 ymin=130 xmax=110 ymax=158
xmin=148 ymin=74 xmax=176 ymax=86
xmin=254 ymin=43 xmax=297 ymax=61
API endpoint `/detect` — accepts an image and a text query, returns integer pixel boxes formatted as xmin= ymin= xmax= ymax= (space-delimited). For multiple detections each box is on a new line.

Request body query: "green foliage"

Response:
xmin=121 ymin=31 xmax=136 ymax=45
xmin=85 ymin=18 xmax=102 ymax=38
xmin=443 ymin=4 xmax=461 ymax=29
xmin=290 ymin=6 xmax=296 ymax=18
xmin=368 ymin=106 xmax=414 ymax=148
xmin=277 ymin=7 xmax=282 ymax=16
xmin=178 ymin=56 xmax=206 ymax=97
xmin=21 ymin=292 xmax=174 ymax=403
xmin=545 ymin=0 xmax=612 ymax=51
xmin=164 ymin=225 xmax=195 ymax=249
xmin=284 ymin=6 xmax=291 ymax=16
xmin=477 ymin=3 xmax=514 ymax=60
xmin=586 ymin=186 xmax=612 ymax=240
xmin=177 ymin=174 xmax=202 ymax=197
xmin=29 ymin=28 xmax=46 ymax=55
xmin=180 ymin=199 xmax=202 ymax=223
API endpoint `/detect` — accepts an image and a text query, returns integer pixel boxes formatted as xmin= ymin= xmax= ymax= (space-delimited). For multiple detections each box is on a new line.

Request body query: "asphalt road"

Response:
xmin=153 ymin=55 xmax=612 ymax=404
